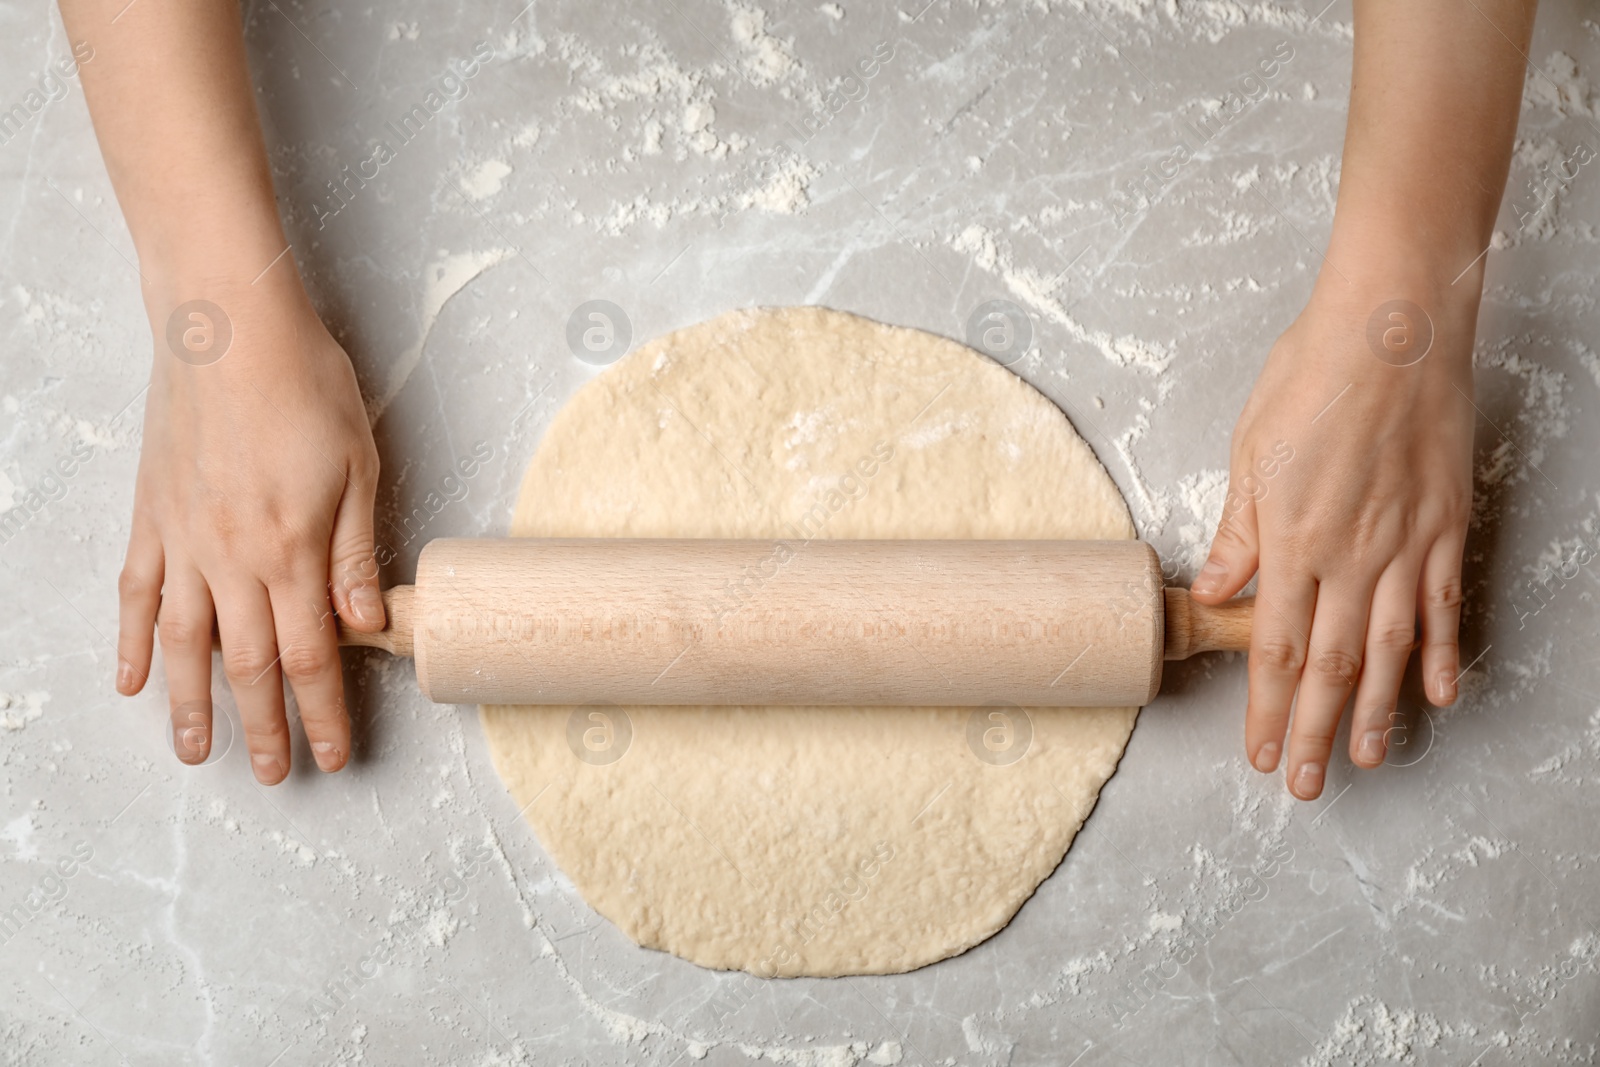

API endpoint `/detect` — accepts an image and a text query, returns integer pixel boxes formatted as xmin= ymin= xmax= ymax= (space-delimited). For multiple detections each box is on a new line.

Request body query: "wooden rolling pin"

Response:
xmin=334 ymin=538 xmax=1252 ymax=707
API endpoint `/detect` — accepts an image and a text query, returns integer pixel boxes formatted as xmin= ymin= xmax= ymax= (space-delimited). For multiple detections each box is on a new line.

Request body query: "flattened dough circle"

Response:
xmin=481 ymin=306 xmax=1138 ymax=976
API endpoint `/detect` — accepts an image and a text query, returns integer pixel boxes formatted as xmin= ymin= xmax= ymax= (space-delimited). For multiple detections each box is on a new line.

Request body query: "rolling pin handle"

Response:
xmin=336 ymin=586 xmax=416 ymax=658
xmin=1163 ymin=587 xmax=1253 ymax=661
xmin=209 ymin=586 xmax=415 ymax=658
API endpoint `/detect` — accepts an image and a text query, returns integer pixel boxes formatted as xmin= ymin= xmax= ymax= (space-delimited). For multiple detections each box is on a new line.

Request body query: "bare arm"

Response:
xmin=60 ymin=1 xmax=287 ymax=292
xmin=1192 ymin=0 xmax=1538 ymax=799
xmin=61 ymin=0 xmax=384 ymax=783
xmin=1326 ymin=0 xmax=1535 ymax=284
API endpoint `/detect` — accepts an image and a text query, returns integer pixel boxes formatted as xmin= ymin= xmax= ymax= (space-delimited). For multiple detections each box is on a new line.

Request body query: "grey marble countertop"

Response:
xmin=3 ymin=1 xmax=1598 ymax=1064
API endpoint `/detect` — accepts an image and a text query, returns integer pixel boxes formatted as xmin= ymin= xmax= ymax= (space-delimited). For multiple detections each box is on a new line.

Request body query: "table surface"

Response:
xmin=3 ymin=1 xmax=1598 ymax=1064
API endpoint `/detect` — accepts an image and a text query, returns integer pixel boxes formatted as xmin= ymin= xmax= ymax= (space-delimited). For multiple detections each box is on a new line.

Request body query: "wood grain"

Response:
xmin=1161 ymin=588 xmax=1254 ymax=660
xmin=407 ymin=537 xmax=1168 ymax=707
xmin=333 ymin=540 xmax=1255 ymax=706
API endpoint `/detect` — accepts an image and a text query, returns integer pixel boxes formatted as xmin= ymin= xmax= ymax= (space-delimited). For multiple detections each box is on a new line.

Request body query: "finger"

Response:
xmin=1192 ymin=479 xmax=1260 ymax=602
xmin=1245 ymin=564 xmax=1317 ymax=777
xmin=215 ymin=580 xmax=290 ymax=785
xmin=117 ymin=515 xmax=163 ymax=696
xmin=1419 ymin=532 xmax=1466 ymax=707
xmin=155 ymin=563 xmax=215 ymax=766
xmin=270 ymin=576 xmax=351 ymax=773
xmin=1284 ymin=580 xmax=1371 ymax=801
xmin=1348 ymin=558 xmax=1421 ymax=768
xmin=328 ymin=456 xmax=385 ymax=633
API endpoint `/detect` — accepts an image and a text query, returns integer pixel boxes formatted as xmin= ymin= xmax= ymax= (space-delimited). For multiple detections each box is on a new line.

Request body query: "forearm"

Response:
xmin=58 ymin=1 xmax=291 ymax=298
xmin=1322 ymin=0 xmax=1538 ymax=296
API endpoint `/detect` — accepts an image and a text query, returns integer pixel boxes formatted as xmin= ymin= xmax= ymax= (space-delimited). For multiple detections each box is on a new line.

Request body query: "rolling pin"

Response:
xmin=335 ymin=538 xmax=1252 ymax=707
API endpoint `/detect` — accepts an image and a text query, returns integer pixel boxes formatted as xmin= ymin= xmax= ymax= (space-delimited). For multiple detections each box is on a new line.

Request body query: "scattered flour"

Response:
xmin=950 ymin=224 xmax=1174 ymax=374
xmin=459 ymin=158 xmax=513 ymax=201
xmin=593 ymin=148 xmax=819 ymax=235
xmin=743 ymin=152 xmax=820 ymax=214
xmin=423 ymin=907 xmax=459 ymax=947
xmin=1472 ymin=343 xmax=1570 ymax=485
xmin=0 ymin=814 xmax=36 ymax=859
xmin=727 ymin=1 xmax=799 ymax=86
xmin=1523 ymin=51 xmax=1597 ymax=120
xmin=268 ymin=829 xmax=318 ymax=867
xmin=1301 ymin=996 xmax=1460 ymax=1066
xmin=866 ymin=1041 xmax=901 ymax=1065
xmin=1111 ymin=401 xmax=1176 ymax=534
xmin=1172 ymin=467 xmax=1229 ymax=579
xmin=1574 ymin=340 xmax=1600 ymax=390
xmin=0 ymin=690 xmax=49 ymax=731
xmin=1528 ymin=706 xmax=1600 ymax=786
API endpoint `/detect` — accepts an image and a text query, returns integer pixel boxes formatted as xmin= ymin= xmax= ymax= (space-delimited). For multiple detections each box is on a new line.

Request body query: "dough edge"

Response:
xmin=481 ymin=305 xmax=1141 ymax=977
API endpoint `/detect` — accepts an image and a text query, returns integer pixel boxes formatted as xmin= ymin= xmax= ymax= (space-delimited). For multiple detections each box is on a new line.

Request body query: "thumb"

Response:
xmin=329 ymin=473 xmax=386 ymax=633
xmin=1191 ymin=475 xmax=1261 ymax=602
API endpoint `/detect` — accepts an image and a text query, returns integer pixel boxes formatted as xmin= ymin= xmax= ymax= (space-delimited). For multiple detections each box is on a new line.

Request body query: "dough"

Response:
xmin=481 ymin=306 xmax=1138 ymax=976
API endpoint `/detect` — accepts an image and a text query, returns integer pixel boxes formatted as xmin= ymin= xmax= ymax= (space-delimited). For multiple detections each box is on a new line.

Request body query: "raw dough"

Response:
xmin=481 ymin=306 xmax=1139 ymax=976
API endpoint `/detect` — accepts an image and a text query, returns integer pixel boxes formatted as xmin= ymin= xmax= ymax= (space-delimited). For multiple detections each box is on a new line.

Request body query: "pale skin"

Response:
xmin=62 ymin=0 xmax=385 ymax=784
xmin=1190 ymin=0 xmax=1540 ymax=799
xmin=65 ymin=1 xmax=1535 ymax=794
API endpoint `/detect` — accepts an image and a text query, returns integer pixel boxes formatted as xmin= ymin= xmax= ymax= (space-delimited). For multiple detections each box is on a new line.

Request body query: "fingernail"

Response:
xmin=252 ymin=753 xmax=285 ymax=784
xmin=116 ymin=661 xmax=133 ymax=692
xmin=1292 ymin=762 xmax=1324 ymax=799
xmin=1253 ymin=742 xmax=1280 ymax=773
xmin=1192 ymin=559 xmax=1226 ymax=596
xmin=174 ymin=724 xmax=205 ymax=764
xmin=311 ymin=740 xmax=343 ymax=771
xmin=1436 ymin=670 xmax=1457 ymax=703
xmin=352 ymin=585 xmax=384 ymax=627
xmin=1357 ymin=730 xmax=1386 ymax=765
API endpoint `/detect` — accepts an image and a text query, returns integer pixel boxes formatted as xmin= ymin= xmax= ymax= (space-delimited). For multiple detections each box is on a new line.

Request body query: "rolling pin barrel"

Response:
xmin=397 ymin=538 xmax=1199 ymax=707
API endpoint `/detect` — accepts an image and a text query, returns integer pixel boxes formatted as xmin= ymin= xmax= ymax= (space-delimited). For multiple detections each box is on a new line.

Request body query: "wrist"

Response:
xmin=142 ymin=232 xmax=310 ymax=343
xmin=1298 ymin=239 xmax=1485 ymax=376
xmin=143 ymin=238 xmax=297 ymax=301
xmin=1317 ymin=205 xmax=1495 ymax=300
xmin=143 ymin=259 xmax=323 ymax=378
xmin=1316 ymin=229 xmax=1482 ymax=323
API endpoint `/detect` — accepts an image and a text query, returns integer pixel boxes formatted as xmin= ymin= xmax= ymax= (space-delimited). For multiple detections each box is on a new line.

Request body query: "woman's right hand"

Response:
xmin=117 ymin=275 xmax=385 ymax=783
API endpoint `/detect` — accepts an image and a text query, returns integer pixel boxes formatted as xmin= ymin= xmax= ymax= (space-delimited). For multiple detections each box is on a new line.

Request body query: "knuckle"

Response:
xmin=351 ymin=446 xmax=380 ymax=485
xmin=1347 ymin=509 xmax=1399 ymax=556
xmin=1255 ymin=638 xmax=1306 ymax=674
xmin=197 ymin=499 xmax=248 ymax=557
xmin=1435 ymin=485 xmax=1471 ymax=526
xmin=244 ymin=718 xmax=290 ymax=749
xmin=222 ymin=645 xmax=278 ymax=682
xmin=1427 ymin=577 xmax=1464 ymax=612
xmin=1355 ymin=701 xmax=1397 ymax=729
xmin=1210 ymin=518 xmax=1250 ymax=551
xmin=117 ymin=566 xmax=153 ymax=603
xmin=300 ymin=696 xmax=350 ymax=730
xmin=332 ymin=559 xmax=374 ymax=595
xmin=1293 ymin=719 xmax=1340 ymax=749
xmin=1310 ymin=648 xmax=1362 ymax=685
xmin=1265 ymin=522 xmax=1315 ymax=561
xmin=1422 ymin=633 xmax=1459 ymax=655
xmin=256 ymin=537 xmax=304 ymax=588
xmin=212 ymin=515 xmax=319 ymax=586
xmin=279 ymin=640 xmax=335 ymax=682
xmin=157 ymin=615 xmax=205 ymax=652
xmin=1368 ymin=623 xmax=1417 ymax=655
xmin=1350 ymin=505 xmax=1388 ymax=547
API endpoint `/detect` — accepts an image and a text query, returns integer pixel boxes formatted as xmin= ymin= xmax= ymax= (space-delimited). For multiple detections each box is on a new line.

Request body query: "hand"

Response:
xmin=1191 ymin=275 xmax=1476 ymax=800
xmin=115 ymin=276 xmax=384 ymax=784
